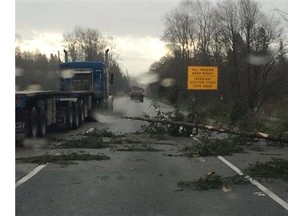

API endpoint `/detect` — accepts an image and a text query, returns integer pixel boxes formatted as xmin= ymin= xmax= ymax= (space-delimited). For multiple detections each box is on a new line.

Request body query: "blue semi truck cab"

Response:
xmin=59 ymin=61 xmax=112 ymax=107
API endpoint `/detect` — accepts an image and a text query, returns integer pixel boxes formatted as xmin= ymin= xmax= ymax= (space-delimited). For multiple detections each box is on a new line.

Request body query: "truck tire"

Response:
xmin=29 ymin=107 xmax=38 ymax=138
xmin=38 ymin=107 xmax=47 ymax=137
xmin=66 ymin=102 xmax=73 ymax=130
xmin=79 ymin=100 xmax=84 ymax=125
xmin=73 ymin=102 xmax=79 ymax=130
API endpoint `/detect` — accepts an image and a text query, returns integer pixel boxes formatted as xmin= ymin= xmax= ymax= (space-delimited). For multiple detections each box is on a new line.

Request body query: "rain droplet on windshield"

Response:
xmin=247 ymin=53 xmax=271 ymax=65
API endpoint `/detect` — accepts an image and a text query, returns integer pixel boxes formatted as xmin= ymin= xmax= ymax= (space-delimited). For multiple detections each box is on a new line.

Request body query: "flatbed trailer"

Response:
xmin=16 ymin=90 xmax=94 ymax=140
xmin=16 ymin=50 xmax=114 ymax=141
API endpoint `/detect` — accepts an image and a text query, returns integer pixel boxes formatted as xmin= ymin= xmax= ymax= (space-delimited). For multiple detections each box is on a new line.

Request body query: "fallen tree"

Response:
xmin=124 ymin=116 xmax=288 ymax=144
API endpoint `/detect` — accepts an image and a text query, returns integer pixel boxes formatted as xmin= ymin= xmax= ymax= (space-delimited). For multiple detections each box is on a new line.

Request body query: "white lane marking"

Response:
xmin=218 ymin=156 xmax=288 ymax=211
xmin=217 ymin=156 xmax=244 ymax=175
xmin=16 ymin=164 xmax=47 ymax=189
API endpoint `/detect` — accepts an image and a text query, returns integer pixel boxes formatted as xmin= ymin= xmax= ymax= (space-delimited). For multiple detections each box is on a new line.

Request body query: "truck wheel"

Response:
xmin=79 ymin=100 xmax=84 ymax=125
xmin=29 ymin=107 xmax=38 ymax=138
xmin=73 ymin=102 xmax=79 ymax=130
xmin=38 ymin=107 xmax=47 ymax=137
xmin=66 ymin=102 xmax=73 ymax=130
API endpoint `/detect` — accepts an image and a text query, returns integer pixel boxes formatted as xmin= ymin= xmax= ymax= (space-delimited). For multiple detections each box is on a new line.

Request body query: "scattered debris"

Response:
xmin=162 ymin=153 xmax=184 ymax=157
xmin=51 ymin=138 xmax=66 ymax=142
xmin=180 ymin=138 xmax=244 ymax=157
xmin=54 ymin=128 xmax=145 ymax=151
xmin=56 ymin=136 xmax=108 ymax=149
xmin=124 ymin=116 xmax=288 ymax=144
xmin=177 ymin=172 xmax=249 ymax=191
xmin=243 ymin=158 xmax=288 ymax=182
xmin=117 ymin=144 xmax=162 ymax=152
xmin=16 ymin=152 xmax=110 ymax=165
xmin=110 ymin=137 xmax=142 ymax=145
xmin=250 ymin=146 xmax=265 ymax=152
xmin=260 ymin=153 xmax=282 ymax=156
xmin=85 ymin=128 xmax=120 ymax=138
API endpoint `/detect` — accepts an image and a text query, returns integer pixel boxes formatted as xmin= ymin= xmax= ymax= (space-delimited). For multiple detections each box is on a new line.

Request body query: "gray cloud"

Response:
xmin=16 ymin=0 xmax=179 ymax=39
xmin=15 ymin=0 xmax=287 ymax=75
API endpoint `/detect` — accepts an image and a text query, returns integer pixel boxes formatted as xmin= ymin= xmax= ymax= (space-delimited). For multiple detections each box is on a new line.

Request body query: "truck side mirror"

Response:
xmin=110 ymin=73 xmax=114 ymax=84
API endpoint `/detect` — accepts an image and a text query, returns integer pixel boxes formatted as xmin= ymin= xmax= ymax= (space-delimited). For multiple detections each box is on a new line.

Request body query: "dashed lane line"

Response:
xmin=16 ymin=164 xmax=47 ymax=189
xmin=17 ymin=125 xmax=97 ymax=189
xmin=218 ymin=156 xmax=288 ymax=211
xmin=192 ymin=136 xmax=288 ymax=211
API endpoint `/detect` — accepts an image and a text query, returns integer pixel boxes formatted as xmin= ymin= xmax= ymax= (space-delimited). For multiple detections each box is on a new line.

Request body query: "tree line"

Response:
xmin=15 ymin=26 xmax=129 ymax=94
xmin=148 ymin=0 xmax=288 ymax=114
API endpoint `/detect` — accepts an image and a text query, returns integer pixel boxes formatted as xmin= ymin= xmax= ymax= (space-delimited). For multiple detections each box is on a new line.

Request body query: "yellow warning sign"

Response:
xmin=187 ymin=66 xmax=218 ymax=90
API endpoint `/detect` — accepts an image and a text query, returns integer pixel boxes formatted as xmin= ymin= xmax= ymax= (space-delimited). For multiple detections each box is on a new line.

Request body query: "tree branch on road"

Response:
xmin=124 ymin=116 xmax=288 ymax=144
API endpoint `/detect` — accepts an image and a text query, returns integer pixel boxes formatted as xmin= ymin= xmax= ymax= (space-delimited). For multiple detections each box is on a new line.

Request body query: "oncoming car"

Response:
xmin=129 ymin=86 xmax=144 ymax=102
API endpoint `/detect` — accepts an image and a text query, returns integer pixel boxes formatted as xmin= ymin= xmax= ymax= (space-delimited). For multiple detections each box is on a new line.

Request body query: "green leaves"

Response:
xmin=244 ymin=158 xmax=288 ymax=181
xmin=17 ymin=153 xmax=110 ymax=165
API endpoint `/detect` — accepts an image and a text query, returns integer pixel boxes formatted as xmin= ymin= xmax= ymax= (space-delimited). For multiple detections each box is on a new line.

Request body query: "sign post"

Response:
xmin=187 ymin=66 xmax=218 ymax=90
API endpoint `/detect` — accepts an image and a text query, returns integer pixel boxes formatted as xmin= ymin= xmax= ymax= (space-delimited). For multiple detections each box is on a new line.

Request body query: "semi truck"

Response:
xmin=15 ymin=49 xmax=113 ymax=140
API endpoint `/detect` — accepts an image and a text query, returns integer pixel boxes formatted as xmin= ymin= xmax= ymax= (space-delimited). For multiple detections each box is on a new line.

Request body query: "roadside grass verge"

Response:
xmin=16 ymin=152 xmax=110 ymax=165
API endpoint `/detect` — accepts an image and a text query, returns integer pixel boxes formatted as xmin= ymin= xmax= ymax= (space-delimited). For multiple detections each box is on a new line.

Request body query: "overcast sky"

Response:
xmin=15 ymin=0 xmax=288 ymax=75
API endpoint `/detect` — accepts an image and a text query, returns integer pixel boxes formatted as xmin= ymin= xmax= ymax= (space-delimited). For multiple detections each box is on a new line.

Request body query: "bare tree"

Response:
xmin=216 ymin=0 xmax=242 ymax=99
xmin=275 ymin=8 xmax=288 ymax=22
xmin=238 ymin=0 xmax=284 ymax=110
xmin=192 ymin=0 xmax=217 ymax=63
xmin=163 ymin=3 xmax=196 ymax=60
xmin=156 ymin=0 xmax=285 ymax=109
xmin=63 ymin=26 xmax=107 ymax=61
xmin=215 ymin=0 xmax=282 ymax=110
xmin=63 ymin=30 xmax=81 ymax=62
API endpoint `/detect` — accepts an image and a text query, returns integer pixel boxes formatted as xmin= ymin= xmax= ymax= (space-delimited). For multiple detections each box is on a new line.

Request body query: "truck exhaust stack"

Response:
xmin=105 ymin=49 xmax=109 ymax=68
xmin=64 ymin=49 xmax=68 ymax=63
